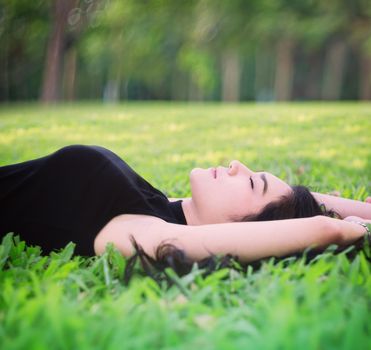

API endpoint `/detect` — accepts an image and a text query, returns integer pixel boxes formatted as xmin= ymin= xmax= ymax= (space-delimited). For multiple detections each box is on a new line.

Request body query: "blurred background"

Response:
xmin=1 ymin=0 xmax=370 ymax=103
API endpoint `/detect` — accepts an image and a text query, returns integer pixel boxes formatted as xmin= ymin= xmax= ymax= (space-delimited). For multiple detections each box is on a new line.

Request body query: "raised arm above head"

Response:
xmin=95 ymin=215 xmax=367 ymax=263
xmin=103 ymin=159 xmax=370 ymax=265
xmin=311 ymin=191 xmax=371 ymax=220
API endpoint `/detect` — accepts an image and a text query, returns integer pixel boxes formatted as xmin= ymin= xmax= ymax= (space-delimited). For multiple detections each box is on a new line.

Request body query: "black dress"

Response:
xmin=0 ymin=145 xmax=187 ymax=256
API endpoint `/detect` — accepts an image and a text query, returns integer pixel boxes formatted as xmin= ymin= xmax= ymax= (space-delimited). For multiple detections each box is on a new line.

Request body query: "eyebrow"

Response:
xmin=260 ymin=173 xmax=268 ymax=195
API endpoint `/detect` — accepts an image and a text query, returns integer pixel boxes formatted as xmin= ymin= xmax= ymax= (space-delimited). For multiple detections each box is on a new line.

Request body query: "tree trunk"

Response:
xmin=274 ymin=38 xmax=295 ymax=101
xmin=103 ymin=62 xmax=122 ymax=102
xmin=40 ymin=0 xmax=75 ymax=103
xmin=321 ymin=40 xmax=347 ymax=100
xmin=304 ymin=53 xmax=322 ymax=100
xmin=254 ymin=46 xmax=275 ymax=101
xmin=359 ymin=53 xmax=371 ymax=100
xmin=188 ymin=77 xmax=204 ymax=101
xmin=0 ymin=26 xmax=10 ymax=101
xmin=103 ymin=80 xmax=120 ymax=102
xmin=171 ymin=70 xmax=187 ymax=101
xmin=221 ymin=50 xmax=240 ymax=102
xmin=63 ymin=47 xmax=77 ymax=100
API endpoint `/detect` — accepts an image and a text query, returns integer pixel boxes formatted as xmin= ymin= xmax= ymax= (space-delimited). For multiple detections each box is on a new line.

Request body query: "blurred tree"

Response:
xmin=40 ymin=0 xmax=102 ymax=102
xmin=0 ymin=0 xmax=49 ymax=101
xmin=182 ymin=0 xmax=262 ymax=102
xmin=347 ymin=0 xmax=371 ymax=100
xmin=40 ymin=0 xmax=76 ymax=102
xmin=79 ymin=0 xmax=195 ymax=102
xmin=1 ymin=0 xmax=370 ymax=102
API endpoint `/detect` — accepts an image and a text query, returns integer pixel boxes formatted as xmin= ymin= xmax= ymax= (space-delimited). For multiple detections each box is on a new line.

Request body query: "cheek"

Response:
xmin=190 ymin=172 xmax=254 ymax=215
xmin=230 ymin=194 xmax=250 ymax=215
xmin=190 ymin=171 xmax=228 ymax=214
xmin=218 ymin=184 xmax=251 ymax=214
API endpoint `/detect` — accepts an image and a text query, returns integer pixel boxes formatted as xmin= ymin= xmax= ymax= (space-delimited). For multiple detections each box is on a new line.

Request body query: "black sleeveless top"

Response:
xmin=0 ymin=145 xmax=187 ymax=256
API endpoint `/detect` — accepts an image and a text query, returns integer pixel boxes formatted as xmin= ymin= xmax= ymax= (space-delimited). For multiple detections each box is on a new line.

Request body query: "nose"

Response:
xmin=228 ymin=160 xmax=254 ymax=176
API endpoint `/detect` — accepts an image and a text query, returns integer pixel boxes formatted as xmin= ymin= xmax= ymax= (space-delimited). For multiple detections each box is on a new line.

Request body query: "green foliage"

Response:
xmin=177 ymin=47 xmax=217 ymax=93
xmin=2 ymin=0 xmax=371 ymax=101
xmin=0 ymin=102 xmax=370 ymax=349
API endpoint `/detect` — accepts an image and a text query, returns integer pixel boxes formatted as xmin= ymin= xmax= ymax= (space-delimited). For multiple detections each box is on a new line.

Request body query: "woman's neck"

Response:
xmin=180 ymin=198 xmax=203 ymax=226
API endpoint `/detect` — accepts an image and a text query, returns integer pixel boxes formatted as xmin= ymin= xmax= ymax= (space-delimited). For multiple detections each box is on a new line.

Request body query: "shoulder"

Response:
xmin=94 ymin=213 xmax=193 ymax=257
xmin=94 ymin=214 xmax=174 ymax=256
xmin=52 ymin=144 xmax=113 ymax=159
xmin=48 ymin=145 xmax=125 ymax=170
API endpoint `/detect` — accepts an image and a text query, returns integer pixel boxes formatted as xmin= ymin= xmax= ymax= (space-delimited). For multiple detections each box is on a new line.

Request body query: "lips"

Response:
xmin=209 ymin=167 xmax=217 ymax=178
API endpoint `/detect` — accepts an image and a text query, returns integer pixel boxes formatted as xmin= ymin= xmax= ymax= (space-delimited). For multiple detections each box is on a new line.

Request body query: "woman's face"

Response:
xmin=189 ymin=160 xmax=292 ymax=224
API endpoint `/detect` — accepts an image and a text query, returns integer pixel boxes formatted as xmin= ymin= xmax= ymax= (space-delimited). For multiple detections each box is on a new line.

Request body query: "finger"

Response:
xmin=344 ymin=216 xmax=371 ymax=224
xmin=344 ymin=216 xmax=361 ymax=222
xmin=328 ymin=191 xmax=341 ymax=197
xmin=365 ymin=197 xmax=371 ymax=204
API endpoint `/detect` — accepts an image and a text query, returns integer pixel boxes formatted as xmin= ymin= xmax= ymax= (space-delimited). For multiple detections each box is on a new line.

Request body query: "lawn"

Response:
xmin=0 ymin=102 xmax=370 ymax=349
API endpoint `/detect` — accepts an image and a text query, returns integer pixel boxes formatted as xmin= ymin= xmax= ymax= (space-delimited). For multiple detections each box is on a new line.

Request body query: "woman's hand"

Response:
xmin=323 ymin=215 xmax=369 ymax=246
xmin=337 ymin=215 xmax=371 ymax=246
xmin=343 ymin=216 xmax=371 ymax=224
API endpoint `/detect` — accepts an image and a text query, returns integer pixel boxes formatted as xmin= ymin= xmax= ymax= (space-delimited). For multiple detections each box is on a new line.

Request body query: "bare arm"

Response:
xmin=170 ymin=193 xmax=371 ymax=219
xmin=311 ymin=192 xmax=371 ymax=220
xmin=95 ymin=215 xmax=366 ymax=262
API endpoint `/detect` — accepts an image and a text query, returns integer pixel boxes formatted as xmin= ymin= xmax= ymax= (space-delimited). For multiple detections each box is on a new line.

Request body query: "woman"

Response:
xmin=1 ymin=144 xmax=370 ymax=276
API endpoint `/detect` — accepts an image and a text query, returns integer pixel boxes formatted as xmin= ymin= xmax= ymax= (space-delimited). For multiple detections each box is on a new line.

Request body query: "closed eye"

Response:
xmin=250 ymin=176 xmax=254 ymax=189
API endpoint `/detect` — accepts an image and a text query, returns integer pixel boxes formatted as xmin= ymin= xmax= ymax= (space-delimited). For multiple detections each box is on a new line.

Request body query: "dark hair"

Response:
xmin=123 ymin=186 xmax=359 ymax=287
xmin=234 ymin=185 xmax=341 ymax=222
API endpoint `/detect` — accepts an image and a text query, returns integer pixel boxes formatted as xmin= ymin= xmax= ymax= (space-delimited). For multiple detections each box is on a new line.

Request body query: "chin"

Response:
xmin=190 ymin=167 xmax=204 ymax=180
xmin=189 ymin=168 xmax=199 ymax=190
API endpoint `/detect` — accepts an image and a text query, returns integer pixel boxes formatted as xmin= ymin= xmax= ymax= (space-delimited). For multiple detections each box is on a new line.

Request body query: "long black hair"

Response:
xmin=122 ymin=185 xmax=361 ymax=287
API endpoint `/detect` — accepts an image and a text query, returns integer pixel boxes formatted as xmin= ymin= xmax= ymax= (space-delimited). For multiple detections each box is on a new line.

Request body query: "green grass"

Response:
xmin=0 ymin=102 xmax=370 ymax=349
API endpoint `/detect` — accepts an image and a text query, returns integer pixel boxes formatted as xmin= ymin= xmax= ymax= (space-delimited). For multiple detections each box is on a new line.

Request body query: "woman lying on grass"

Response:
xmin=1 ymin=144 xmax=370 ymax=282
